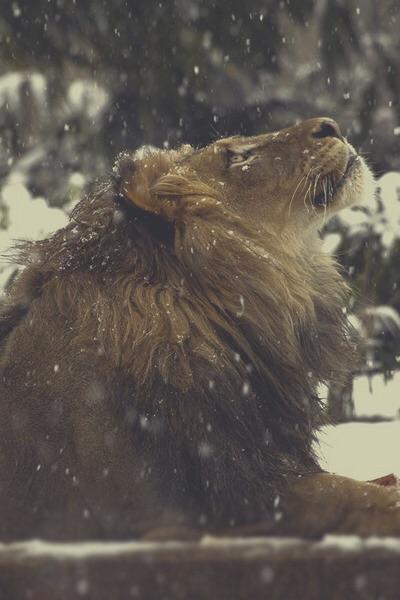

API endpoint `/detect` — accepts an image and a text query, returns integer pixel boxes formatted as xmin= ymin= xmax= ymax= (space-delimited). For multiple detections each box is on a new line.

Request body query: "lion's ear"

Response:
xmin=114 ymin=146 xmax=218 ymax=223
xmin=114 ymin=151 xmax=175 ymax=217
xmin=114 ymin=147 xmax=194 ymax=221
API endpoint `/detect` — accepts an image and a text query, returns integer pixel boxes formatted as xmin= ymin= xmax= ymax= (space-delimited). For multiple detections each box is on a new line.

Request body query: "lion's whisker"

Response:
xmin=312 ymin=172 xmax=321 ymax=201
xmin=303 ymin=181 xmax=313 ymax=213
xmin=300 ymin=166 xmax=320 ymax=214
xmin=322 ymin=179 xmax=328 ymax=224
xmin=288 ymin=175 xmax=307 ymax=217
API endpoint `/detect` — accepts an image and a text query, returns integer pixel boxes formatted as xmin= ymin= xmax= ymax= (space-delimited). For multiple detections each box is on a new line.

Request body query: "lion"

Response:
xmin=0 ymin=117 xmax=399 ymax=541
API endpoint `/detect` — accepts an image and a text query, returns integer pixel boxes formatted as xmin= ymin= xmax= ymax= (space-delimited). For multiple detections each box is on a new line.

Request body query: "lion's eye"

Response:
xmin=227 ymin=149 xmax=253 ymax=168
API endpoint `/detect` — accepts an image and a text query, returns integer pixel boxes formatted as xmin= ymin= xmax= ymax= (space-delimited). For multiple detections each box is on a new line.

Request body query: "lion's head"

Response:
xmin=116 ymin=117 xmax=373 ymax=237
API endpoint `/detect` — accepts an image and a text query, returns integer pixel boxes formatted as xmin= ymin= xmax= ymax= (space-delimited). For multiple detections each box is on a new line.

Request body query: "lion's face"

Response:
xmin=182 ymin=117 xmax=374 ymax=230
xmin=117 ymin=117 xmax=374 ymax=238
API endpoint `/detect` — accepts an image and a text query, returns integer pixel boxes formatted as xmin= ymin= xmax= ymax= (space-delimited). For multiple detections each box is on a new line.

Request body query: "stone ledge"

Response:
xmin=1 ymin=536 xmax=400 ymax=599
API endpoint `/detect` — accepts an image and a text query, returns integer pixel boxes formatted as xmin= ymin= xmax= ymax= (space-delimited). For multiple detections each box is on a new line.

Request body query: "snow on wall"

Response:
xmin=2 ymin=532 xmax=400 ymax=559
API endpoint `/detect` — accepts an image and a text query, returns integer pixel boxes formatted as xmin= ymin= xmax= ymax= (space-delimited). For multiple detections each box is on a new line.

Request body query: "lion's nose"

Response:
xmin=311 ymin=118 xmax=343 ymax=141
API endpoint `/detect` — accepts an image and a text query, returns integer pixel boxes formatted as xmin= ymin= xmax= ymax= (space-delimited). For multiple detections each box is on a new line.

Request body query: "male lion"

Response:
xmin=0 ymin=118 xmax=400 ymax=541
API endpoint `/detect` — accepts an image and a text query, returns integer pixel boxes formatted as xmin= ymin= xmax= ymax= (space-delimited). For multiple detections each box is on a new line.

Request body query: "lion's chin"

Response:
xmin=313 ymin=155 xmax=375 ymax=218
xmin=337 ymin=155 xmax=375 ymax=211
xmin=313 ymin=153 xmax=359 ymax=208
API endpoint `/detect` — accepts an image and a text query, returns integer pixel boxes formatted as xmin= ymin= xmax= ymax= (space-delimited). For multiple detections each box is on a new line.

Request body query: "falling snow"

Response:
xmin=0 ymin=4 xmax=399 ymax=595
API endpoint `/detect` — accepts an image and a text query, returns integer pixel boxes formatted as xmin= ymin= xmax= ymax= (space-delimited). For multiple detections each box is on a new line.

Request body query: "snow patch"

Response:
xmin=318 ymin=421 xmax=400 ymax=479
xmin=67 ymin=80 xmax=109 ymax=122
xmin=0 ymin=183 xmax=69 ymax=294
